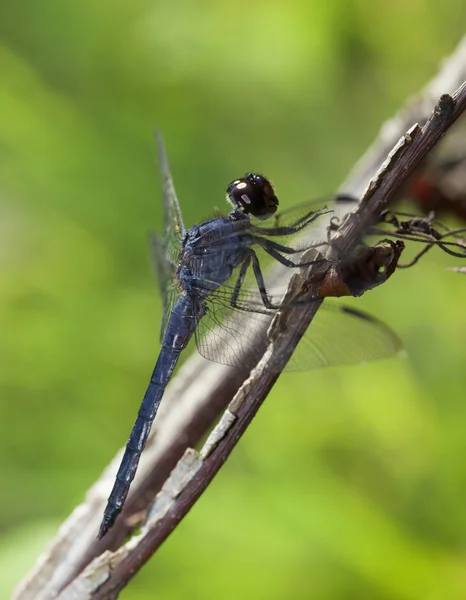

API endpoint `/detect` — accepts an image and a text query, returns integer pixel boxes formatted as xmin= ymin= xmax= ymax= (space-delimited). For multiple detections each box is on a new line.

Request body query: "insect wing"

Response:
xmin=153 ymin=132 xmax=186 ymax=340
xmin=156 ymin=131 xmax=186 ymax=264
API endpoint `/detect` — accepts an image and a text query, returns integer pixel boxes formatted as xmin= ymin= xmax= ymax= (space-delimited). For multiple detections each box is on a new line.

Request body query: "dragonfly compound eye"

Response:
xmin=226 ymin=173 xmax=279 ymax=220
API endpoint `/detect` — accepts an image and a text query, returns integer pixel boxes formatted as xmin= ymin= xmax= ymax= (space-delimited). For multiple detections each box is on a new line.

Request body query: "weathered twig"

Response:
xmin=13 ymin=37 xmax=466 ymax=600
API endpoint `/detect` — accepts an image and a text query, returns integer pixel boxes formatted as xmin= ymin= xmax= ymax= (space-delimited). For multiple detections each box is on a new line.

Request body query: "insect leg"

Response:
xmin=250 ymin=207 xmax=331 ymax=237
xmin=227 ymin=253 xmax=272 ymax=314
xmin=254 ymin=237 xmax=331 ymax=267
xmin=230 ymin=254 xmax=252 ymax=307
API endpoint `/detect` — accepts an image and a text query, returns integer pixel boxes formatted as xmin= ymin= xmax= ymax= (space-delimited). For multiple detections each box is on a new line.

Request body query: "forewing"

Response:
xmin=150 ymin=232 xmax=181 ymax=343
xmin=153 ymin=132 xmax=186 ymax=340
xmin=156 ymin=131 xmax=186 ymax=265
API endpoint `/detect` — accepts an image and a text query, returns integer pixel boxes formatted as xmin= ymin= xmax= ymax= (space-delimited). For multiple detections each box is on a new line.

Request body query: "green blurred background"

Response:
xmin=1 ymin=2 xmax=466 ymax=598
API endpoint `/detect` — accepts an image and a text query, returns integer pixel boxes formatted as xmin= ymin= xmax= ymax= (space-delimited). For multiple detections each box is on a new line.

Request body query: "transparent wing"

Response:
xmin=155 ymin=131 xmax=186 ymax=265
xmin=150 ymin=232 xmax=181 ymax=343
xmin=282 ymin=303 xmax=401 ymax=371
xmin=153 ymin=131 xmax=186 ymax=340
xmin=194 ymin=283 xmax=278 ymax=369
xmin=195 ymin=289 xmax=400 ymax=372
xmin=190 ymin=194 xmax=398 ymax=371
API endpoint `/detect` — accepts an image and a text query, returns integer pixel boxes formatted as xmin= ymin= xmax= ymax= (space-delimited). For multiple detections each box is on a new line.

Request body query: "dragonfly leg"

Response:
xmin=255 ymin=237 xmax=332 ymax=267
xmin=256 ymin=238 xmax=331 ymax=268
xmin=250 ymin=207 xmax=332 ymax=237
xmin=250 ymin=251 xmax=278 ymax=309
xmin=254 ymin=237 xmax=301 ymax=255
xmin=230 ymin=254 xmax=252 ymax=307
xmin=249 ymin=251 xmax=325 ymax=309
xmin=230 ymin=248 xmax=324 ymax=313
xmin=276 ymin=207 xmax=331 ymax=232
xmin=229 ymin=252 xmax=273 ymax=314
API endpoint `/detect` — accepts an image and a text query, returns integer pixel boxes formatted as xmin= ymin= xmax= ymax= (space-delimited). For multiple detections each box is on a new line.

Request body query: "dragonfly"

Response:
xmin=98 ymin=134 xmax=400 ymax=538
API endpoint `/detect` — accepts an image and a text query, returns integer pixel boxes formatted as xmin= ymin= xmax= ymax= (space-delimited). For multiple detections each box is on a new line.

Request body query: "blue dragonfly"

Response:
xmin=98 ymin=134 xmax=400 ymax=538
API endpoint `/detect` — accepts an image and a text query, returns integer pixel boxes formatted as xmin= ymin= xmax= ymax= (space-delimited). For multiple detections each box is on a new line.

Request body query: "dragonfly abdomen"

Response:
xmin=98 ymin=296 xmax=197 ymax=538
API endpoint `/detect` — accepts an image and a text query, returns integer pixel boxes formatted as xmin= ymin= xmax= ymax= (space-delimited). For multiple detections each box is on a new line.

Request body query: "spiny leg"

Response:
xmin=254 ymin=237 xmax=309 ymax=255
xmin=229 ymin=252 xmax=272 ymax=314
xmin=230 ymin=249 xmax=325 ymax=314
xmin=230 ymin=254 xmax=252 ymax=308
xmin=250 ymin=251 xmax=278 ymax=309
xmin=249 ymin=250 xmax=323 ymax=310
xmin=251 ymin=207 xmax=332 ymax=237
xmin=251 ymin=250 xmax=319 ymax=310
xmin=254 ymin=237 xmax=333 ymax=267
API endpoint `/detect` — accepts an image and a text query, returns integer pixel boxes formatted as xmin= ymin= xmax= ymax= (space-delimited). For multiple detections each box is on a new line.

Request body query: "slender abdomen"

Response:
xmin=98 ymin=294 xmax=197 ymax=538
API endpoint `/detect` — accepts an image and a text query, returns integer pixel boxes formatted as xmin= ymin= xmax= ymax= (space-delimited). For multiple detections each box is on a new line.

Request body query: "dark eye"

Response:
xmin=226 ymin=173 xmax=279 ymax=220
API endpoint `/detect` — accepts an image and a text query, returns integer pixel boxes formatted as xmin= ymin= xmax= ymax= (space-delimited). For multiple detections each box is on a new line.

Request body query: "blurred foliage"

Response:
xmin=1 ymin=1 xmax=466 ymax=598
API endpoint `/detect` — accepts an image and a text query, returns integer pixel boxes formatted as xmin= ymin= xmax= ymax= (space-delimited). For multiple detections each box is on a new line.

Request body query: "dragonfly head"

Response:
xmin=226 ymin=173 xmax=279 ymax=220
